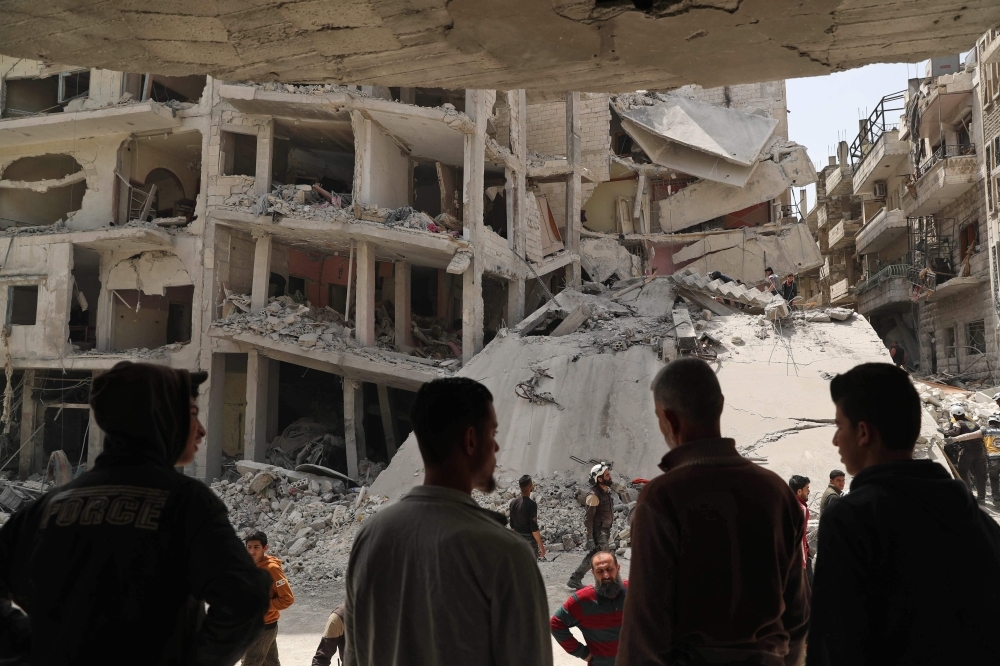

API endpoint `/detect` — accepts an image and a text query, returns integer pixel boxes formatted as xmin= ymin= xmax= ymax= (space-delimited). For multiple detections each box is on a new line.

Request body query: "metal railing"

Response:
xmin=850 ymin=91 xmax=906 ymax=170
xmin=915 ymin=143 xmax=976 ymax=180
xmin=855 ymin=263 xmax=916 ymax=295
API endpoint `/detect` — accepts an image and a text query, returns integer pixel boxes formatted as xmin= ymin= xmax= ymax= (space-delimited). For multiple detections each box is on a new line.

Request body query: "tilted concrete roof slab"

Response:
xmin=1 ymin=1 xmax=997 ymax=91
xmin=620 ymin=97 xmax=779 ymax=167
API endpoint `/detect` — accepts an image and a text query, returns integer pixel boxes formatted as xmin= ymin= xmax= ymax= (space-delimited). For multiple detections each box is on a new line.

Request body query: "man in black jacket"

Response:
xmin=807 ymin=363 xmax=1000 ymax=666
xmin=0 ymin=361 xmax=270 ymax=665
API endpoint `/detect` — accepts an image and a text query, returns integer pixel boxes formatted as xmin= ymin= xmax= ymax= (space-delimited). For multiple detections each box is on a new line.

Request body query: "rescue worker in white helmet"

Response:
xmin=945 ymin=404 xmax=988 ymax=504
xmin=951 ymin=412 xmax=1000 ymax=504
xmin=567 ymin=463 xmax=615 ymax=589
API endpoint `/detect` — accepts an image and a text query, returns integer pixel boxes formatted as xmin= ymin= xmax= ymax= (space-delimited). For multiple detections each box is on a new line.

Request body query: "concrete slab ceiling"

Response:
xmin=213 ymin=209 xmax=467 ymax=269
xmin=1 ymin=2 xmax=997 ymax=91
xmin=0 ymin=103 xmax=180 ymax=149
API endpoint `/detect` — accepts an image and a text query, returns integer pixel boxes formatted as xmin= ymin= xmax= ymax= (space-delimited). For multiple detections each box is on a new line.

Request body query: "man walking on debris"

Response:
xmin=618 ymin=357 xmax=808 ymax=666
xmin=311 ymin=603 xmax=346 ymax=666
xmin=789 ymin=475 xmax=813 ymax=586
xmin=567 ymin=462 xmax=615 ymax=589
xmin=950 ymin=413 xmax=1000 ymax=504
xmin=552 ymin=551 xmax=628 ymax=665
xmin=819 ymin=470 xmax=845 ymax=515
xmin=945 ymin=404 xmax=988 ymax=503
xmin=0 ymin=361 xmax=271 ymax=664
xmin=808 ymin=363 xmax=1000 ymax=665
xmin=510 ymin=474 xmax=545 ymax=560
xmin=344 ymin=377 xmax=551 ymax=666
xmin=243 ymin=531 xmax=294 ymax=666
xmin=781 ymin=274 xmax=798 ymax=303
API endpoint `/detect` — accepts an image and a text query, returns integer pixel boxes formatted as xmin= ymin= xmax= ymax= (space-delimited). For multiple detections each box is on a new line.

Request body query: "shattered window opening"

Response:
xmin=967 ymin=320 xmax=986 ymax=355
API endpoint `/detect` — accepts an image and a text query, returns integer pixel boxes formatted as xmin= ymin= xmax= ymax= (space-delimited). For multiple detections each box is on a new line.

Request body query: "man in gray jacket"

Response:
xmin=819 ymin=470 xmax=845 ymax=516
xmin=344 ymin=377 xmax=551 ymax=666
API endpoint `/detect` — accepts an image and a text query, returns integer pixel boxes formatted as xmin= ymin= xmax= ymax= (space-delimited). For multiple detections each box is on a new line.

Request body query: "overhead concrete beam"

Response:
xmin=0 ymin=2 xmax=994 ymax=92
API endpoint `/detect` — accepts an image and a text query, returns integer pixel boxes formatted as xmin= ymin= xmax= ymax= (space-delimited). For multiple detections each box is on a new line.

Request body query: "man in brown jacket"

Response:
xmin=617 ymin=357 xmax=809 ymax=666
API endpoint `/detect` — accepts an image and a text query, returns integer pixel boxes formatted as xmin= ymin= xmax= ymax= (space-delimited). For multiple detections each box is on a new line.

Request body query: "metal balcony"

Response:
xmin=856 ymin=263 xmax=915 ymax=315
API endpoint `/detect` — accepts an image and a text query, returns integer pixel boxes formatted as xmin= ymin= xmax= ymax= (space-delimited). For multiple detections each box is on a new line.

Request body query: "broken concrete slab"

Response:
xmin=671 ymin=307 xmax=697 ymax=353
xmin=550 ymin=304 xmax=593 ymax=337
xmin=658 ymin=145 xmax=818 ymax=233
xmin=617 ymin=95 xmax=779 ymax=186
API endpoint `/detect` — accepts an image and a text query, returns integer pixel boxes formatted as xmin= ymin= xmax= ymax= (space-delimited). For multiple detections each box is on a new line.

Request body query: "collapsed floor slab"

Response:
xmin=372 ymin=279 xmax=949 ymax=504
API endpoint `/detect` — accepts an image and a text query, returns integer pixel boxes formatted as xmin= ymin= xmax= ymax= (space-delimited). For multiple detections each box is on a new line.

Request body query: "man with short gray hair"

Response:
xmin=617 ymin=357 xmax=809 ymax=666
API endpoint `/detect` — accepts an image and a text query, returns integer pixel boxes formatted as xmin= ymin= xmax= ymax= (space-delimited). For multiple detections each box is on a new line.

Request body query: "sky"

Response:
xmin=786 ymin=61 xmax=928 ymax=212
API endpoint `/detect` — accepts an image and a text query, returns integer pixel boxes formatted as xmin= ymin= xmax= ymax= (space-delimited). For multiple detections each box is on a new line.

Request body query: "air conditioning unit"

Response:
xmin=873 ymin=181 xmax=888 ymax=199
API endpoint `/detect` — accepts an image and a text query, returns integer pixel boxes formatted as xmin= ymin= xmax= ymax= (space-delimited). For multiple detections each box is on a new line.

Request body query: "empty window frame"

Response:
xmin=220 ymin=130 xmax=258 ymax=177
xmin=58 ymin=71 xmax=90 ymax=104
xmin=8 ymin=285 xmax=38 ymax=325
xmin=959 ymin=221 xmax=979 ymax=258
xmin=967 ymin=320 xmax=986 ymax=355
xmin=945 ymin=327 xmax=957 ymax=358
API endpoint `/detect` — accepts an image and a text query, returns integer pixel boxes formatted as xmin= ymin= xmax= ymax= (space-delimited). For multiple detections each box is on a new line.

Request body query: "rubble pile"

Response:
xmin=247 ymin=82 xmax=354 ymax=95
xmin=216 ymin=295 xmax=359 ymax=354
xmin=213 ymin=461 xmax=637 ymax=594
xmin=214 ymin=295 xmax=462 ymax=368
xmin=916 ymin=382 xmax=1000 ymax=431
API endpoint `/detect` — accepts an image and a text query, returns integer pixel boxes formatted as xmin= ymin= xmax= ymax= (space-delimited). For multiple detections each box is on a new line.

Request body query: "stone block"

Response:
xmin=288 ymin=537 xmax=310 ymax=557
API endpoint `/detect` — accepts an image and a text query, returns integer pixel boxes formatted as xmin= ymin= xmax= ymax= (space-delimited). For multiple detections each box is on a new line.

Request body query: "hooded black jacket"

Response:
xmin=0 ymin=362 xmax=270 ymax=665
xmin=807 ymin=459 xmax=1000 ymax=666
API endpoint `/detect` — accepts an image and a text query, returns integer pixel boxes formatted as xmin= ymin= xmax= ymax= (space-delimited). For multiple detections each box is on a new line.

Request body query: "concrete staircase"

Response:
xmin=668 ymin=268 xmax=774 ymax=309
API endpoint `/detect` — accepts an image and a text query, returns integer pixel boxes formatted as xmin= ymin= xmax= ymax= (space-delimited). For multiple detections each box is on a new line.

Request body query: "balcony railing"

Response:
xmin=856 ymin=263 xmax=916 ymax=295
xmin=850 ymin=91 xmax=905 ymax=170
xmin=915 ymin=144 xmax=976 ymax=180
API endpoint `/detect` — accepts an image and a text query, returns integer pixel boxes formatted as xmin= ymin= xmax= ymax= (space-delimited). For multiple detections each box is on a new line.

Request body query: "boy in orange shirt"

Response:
xmin=243 ymin=531 xmax=295 ymax=666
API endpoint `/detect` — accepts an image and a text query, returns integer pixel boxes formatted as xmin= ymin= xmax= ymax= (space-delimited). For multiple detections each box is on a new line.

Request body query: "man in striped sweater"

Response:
xmin=551 ymin=551 xmax=627 ymax=665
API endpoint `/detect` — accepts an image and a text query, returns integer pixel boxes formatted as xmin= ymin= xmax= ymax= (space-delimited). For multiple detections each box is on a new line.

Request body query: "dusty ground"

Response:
xmin=273 ymin=552 xmax=630 ymax=665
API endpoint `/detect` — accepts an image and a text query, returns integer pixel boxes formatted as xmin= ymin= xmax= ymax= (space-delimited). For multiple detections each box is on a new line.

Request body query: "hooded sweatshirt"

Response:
xmin=0 ymin=361 xmax=271 ymax=666
xmin=807 ymin=459 xmax=1000 ymax=666
xmin=257 ymin=554 xmax=294 ymax=625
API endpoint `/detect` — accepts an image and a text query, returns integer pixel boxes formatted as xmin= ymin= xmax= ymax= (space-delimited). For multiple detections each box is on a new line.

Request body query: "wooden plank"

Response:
xmin=436 ymin=162 xmax=460 ymax=219
xmin=536 ymin=195 xmax=564 ymax=256
xmin=377 ymin=384 xmax=398 ymax=460
xmin=616 ymin=196 xmax=634 ymax=234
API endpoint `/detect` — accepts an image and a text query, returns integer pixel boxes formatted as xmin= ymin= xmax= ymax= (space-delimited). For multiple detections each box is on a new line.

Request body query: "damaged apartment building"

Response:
xmin=0 ymin=54 xmax=818 ymax=489
xmin=803 ymin=33 xmax=1000 ymax=386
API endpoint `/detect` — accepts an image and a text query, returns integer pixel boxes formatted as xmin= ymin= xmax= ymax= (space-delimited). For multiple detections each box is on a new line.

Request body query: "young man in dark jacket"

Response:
xmin=0 ymin=361 xmax=271 ymax=665
xmin=808 ymin=363 xmax=1000 ymax=665
xmin=617 ymin=357 xmax=808 ymax=666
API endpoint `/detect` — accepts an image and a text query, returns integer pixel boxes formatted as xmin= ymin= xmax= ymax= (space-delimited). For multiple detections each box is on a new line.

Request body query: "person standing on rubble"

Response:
xmin=311 ymin=603 xmax=346 ymax=666
xmin=510 ymin=474 xmax=545 ymax=560
xmin=819 ymin=470 xmax=845 ymax=516
xmin=807 ymin=363 xmax=1000 ymax=665
xmin=617 ymin=357 xmax=808 ymax=666
xmin=567 ymin=463 xmax=615 ymax=590
xmin=950 ymin=413 xmax=1000 ymax=504
xmin=552 ymin=551 xmax=628 ymax=665
xmin=789 ymin=475 xmax=813 ymax=587
xmin=945 ymin=404 xmax=988 ymax=504
xmin=781 ymin=274 xmax=798 ymax=304
xmin=343 ymin=377 xmax=551 ymax=666
xmin=764 ymin=267 xmax=780 ymax=295
xmin=243 ymin=531 xmax=294 ymax=666
xmin=0 ymin=361 xmax=271 ymax=664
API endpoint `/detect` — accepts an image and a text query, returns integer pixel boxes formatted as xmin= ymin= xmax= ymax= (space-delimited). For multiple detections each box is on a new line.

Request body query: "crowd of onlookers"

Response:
xmin=1 ymin=356 xmax=999 ymax=665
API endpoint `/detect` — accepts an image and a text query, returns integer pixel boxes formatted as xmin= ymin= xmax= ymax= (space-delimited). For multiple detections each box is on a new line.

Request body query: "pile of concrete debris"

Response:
xmin=215 ymin=294 xmax=462 ymax=365
xmin=248 ymin=82 xmax=354 ymax=95
xmin=917 ymin=382 xmax=1000 ymax=430
xmin=213 ymin=460 xmax=638 ymax=594
xmin=216 ymin=295 xmax=358 ymax=353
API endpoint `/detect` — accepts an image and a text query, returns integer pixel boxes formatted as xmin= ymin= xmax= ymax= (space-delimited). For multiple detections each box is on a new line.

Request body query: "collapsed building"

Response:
xmin=0 ymin=47 xmax=834 ymax=492
xmin=801 ymin=34 xmax=1000 ymax=388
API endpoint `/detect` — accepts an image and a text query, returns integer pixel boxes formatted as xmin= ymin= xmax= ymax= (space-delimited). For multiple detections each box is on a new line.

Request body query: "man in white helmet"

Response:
xmin=951 ymin=413 xmax=1000 ymax=504
xmin=945 ymin=404 xmax=988 ymax=503
xmin=566 ymin=463 xmax=615 ymax=589
xmin=993 ymin=392 xmax=1000 ymax=412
